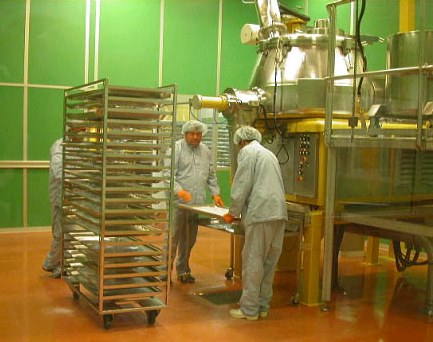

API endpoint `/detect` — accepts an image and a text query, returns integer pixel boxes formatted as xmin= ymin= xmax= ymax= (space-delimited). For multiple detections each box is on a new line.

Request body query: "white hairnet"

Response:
xmin=181 ymin=120 xmax=208 ymax=135
xmin=233 ymin=126 xmax=262 ymax=145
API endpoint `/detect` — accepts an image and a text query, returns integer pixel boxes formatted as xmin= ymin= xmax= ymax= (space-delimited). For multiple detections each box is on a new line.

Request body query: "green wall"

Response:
xmin=0 ymin=0 xmax=260 ymax=228
xmin=98 ymin=0 xmax=161 ymax=87
xmin=0 ymin=0 xmax=424 ymax=228
xmin=0 ymin=170 xmax=23 ymax=227
xmin=28 ymin=88 xmax=65 ymax=160
xmin=0 ymin=0 xmax=25 ymax=83
xmin=163 ymin=0 xmax=219 ymax=95
xmin=29 ymin=0 xmax=87 ymax=86
xmin=0 ymin=87 xmax=23 ymax=160
xmin=220 ymin=1 xmax=257 ymax=92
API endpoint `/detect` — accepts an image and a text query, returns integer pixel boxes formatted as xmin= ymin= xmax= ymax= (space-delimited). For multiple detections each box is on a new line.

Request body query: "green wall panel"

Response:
xmin=308 ymin=0 xmax=333 ymax=24
xmin=362 ymin=0 xmax=399 ymax=71
xmin=0 ymin=86 xmax=23 ymax=160
xmin=416 ymin=0 xmax=433 ymax=30
xmin=28 ymin=169 xmax=50 ymax=226
xmin=28 ymin=0 xmax=86 ymax=86
xmin=0 ymin=0 xmax=25 ymax=83
xmin=98 ymin=0 xmax=160 ymax=87
xmin=28 ymin=88 xmax=64 ymax=160
xmin=163 ymin=0 xmax=219 ymax=95
xmin=87 ymin=0 xmax=97 ymax=83
xmin=0 ymin=169 xmax=23 ymax=228
xmin=220 ymin=0 xmax=258 ymax=92
xmin=205 ymin=169 xmax=231 ymax=205
xmin=217 ymin=168 xmax=231 ymax=205
xmin=285 ymin=0 xmax=307 ymax=13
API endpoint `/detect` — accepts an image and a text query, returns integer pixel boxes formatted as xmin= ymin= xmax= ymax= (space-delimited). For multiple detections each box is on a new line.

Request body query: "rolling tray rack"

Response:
xmin=61 ymin=79 xmax=176 ymax=328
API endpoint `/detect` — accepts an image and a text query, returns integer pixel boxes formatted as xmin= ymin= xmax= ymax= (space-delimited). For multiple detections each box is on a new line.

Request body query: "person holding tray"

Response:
xmin=171 ymin=120 xmax=224 ymax=283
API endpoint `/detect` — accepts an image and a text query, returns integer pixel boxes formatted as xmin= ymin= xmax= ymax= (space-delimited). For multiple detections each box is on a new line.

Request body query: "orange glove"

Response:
xmin=212 ymin=194 xmax=224 ymax=207
xmin=223 ymin=213 xmax=235 ymax=224
xmin=177 ymin=189 xmax=192 ymax=202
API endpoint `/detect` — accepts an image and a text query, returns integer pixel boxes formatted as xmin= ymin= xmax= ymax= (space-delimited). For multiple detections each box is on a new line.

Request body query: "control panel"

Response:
xmin=292 ymin=133 xmax=318 ymax=198
xmin=263 ymin=133 xmax=319 ymax=200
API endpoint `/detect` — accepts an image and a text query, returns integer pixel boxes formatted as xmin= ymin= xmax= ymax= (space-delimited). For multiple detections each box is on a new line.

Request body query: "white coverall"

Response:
xmin=171 ymin=138 xmax=220 ymax=275
xmin=42 ymin=138 xmax=63 ymax=274
xmin=228 ymin=140 xmax=288 ymax=317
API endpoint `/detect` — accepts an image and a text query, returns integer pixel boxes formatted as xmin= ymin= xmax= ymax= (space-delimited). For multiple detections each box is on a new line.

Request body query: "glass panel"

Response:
xmin=0 ymin=0 xmax=25 ymax=83
xmin=163 ymin=0 xmax=219 ymax=95
xmin=98 ymin=0 xmax=160 ymax=87
xmin=28 ymin=169 xmax=50 ymax=226
xmin=0 ymin=169 xmax=23 ymax=228
xmin=220 ymin=0 xmax=257 ymax=92
xmin=28 ymin=0 xmax=86 ymax=85
xmin=0 ymin=86 xmax=23 ymax=160
xmin=28 ymin=88 xmax=64 ymax=160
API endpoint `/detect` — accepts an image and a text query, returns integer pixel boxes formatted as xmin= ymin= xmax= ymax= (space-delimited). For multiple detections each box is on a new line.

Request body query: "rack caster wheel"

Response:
xmin=225 ymin=267 xmax=234 ymax=280
xmin=103 ymin=314 xmax=113 ymax=329
xmin=291 ymin=293 xmax=299 ymax=305
xmin=146 ymin=310 xmax=160 ymax=325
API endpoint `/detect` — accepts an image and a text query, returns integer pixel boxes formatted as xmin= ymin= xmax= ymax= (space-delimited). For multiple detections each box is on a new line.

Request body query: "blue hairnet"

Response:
xmin=181 ymin=120 xmax=208 ymax=135
xmin=233 ymin=126 xmax=262 ymax=145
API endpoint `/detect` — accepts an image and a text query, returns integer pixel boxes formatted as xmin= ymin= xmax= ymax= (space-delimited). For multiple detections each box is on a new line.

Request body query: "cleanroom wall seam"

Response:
xmin=216 ymin=0 xmax=222 ymax=96
xmin=158 ymin=0 xmax=165 ymax=87
xmin=23 ymin=0 xmax=30 ymax=160
xmin=213 ymin=0 xmax=223 ymax=164
xmin=85 ymin=0 xmax=91 ymax=83
xmin=22 ymin=0 xmax=31 ymax=227
xmin=93 ymin=0 xmax=101 ymax=81
xmin=2 ymin=0 xmax=90 ymax=228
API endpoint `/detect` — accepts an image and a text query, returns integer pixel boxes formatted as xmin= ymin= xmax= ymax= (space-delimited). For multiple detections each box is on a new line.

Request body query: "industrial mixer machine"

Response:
xmin=192 ymin=0 xmax=433 ymax=310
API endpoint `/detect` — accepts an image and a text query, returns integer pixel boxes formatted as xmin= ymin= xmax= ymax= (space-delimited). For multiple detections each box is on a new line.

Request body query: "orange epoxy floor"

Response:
xmin=1 ymin=227 xmax=433 ymax=342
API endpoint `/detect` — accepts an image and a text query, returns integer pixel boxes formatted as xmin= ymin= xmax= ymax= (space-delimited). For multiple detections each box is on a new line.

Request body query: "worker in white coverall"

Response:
xmin=171 ymin=120 xmax=224 ymax=283
xmin=223 ymin=126 xmax=288 ymax=320
xmin=42 ymin=138 xmax=63 ymax=278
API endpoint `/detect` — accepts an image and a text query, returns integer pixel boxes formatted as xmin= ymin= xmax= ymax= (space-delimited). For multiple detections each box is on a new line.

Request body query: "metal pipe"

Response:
xmin=255 ymin=0 xmax=286 ymax=39
xmin=323 ymin=4 xmax=338 ymax=307
xmin=322 ymin=0 xmax=356 ymax=308
xmin=190 ymin=94 xmax=229 ymax=112
xmin=417 ymin=0 xmax=427 ymax=148
xmin=324 ymin=65 xmax=433 ymax=81
xmin=349 ymin=1 xmax=356 ymax=35
xmin=0 ymin=161 xmax=49 ymax=169
xmin=256 ymin=0 xmax=281 ymax=27
xmin=327 ymin=0 xmax=356 ymax=7
xmin=321 ymin=148 xmax=337 ymax=306
xmin=324 ymin=2 xmax=337 ymax=146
